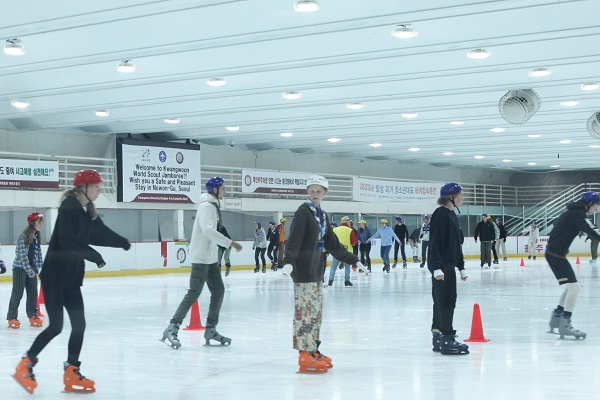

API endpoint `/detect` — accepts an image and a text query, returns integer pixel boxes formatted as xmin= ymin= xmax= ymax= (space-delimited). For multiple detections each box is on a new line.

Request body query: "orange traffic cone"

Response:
xmin=464 ymin=303 xmax=490 ymax=342
xmin=183 ymin=301 xmax=205 ymax=331
xmin=36 ymin=286 xmax=45 ymax=317
xmin=576 ymin=256 xmax=581 ymax=265
xmin=520 ymin=258 xmax=525 ymax=267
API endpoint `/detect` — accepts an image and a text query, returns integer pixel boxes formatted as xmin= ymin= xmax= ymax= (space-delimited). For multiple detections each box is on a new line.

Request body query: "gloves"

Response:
xmin=460 ymin=270 xmax=468 ymax=281
xmin=356 ymin=261 xmax=369 ymax=276
xmin=97 ymin=262 xmax=106 ymax=269
xmin=280 ymin=264 xmax=293 ymax=276
xmin=252 ymin=246 xmax=255 ymax=250
xmin=503 ymin=238 xmax=506 ymax=243
xmin=0 ymin=260 xmax=6 ymax=274
xmin=433 ymin=269 xmax=444 ymax=280
xmin=123 ymin=242 xmax=131 ymax=251
xmin=474 ymin=239 xmax=477 ymax=243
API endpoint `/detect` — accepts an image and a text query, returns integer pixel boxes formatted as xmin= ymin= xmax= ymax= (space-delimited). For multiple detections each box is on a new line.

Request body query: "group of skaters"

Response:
xmin=474 ymin=214 xmax=508 ymax=267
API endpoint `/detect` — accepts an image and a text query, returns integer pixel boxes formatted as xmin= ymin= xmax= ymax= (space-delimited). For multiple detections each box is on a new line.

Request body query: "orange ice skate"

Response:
xmin=29 ymin=316 xmax=43 ymax=327
xmin=315 ymin=340 xmax=333 ymax=368
xmin=8 ymin=319 xmax=21 ymax=329
xmin=64 ymin=362 xmax=96 ymax=393
xmin=13 ymin=356 xmax=37 ymax=394
xmin=298 ymin=351 xmax=328 ymax=373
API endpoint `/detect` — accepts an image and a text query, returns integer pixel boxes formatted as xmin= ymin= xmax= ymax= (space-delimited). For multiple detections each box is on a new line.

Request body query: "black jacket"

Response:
xmin=427 ymin=206 xmax=464 ymax=272
xmin=547 ymin=201 xmax=600 ymax=257
xmin=394 ymin=224 xmax=409 ymax=243
xmin=497 ymin=223 xmax=507 ymax=240
xmin=474 ymin=221 xmax=495 ymax=242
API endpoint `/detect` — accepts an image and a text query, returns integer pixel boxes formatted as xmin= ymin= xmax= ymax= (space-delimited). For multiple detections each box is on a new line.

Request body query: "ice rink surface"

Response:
xmin=2 ymin=257 xmax=600 ymax=399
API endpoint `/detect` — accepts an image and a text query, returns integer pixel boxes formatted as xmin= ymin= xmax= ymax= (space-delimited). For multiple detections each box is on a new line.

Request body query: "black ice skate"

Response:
xmin=432 ymin=332 xmax=442 ymax=352
xmin=160 ymin=323 xmax=181 ymax=349
xmin=440 ymin=335 xmax=469 ymax=355
xmin=403 ymin=261 xmax=407 ymax=269
xmin=392 ymin=262 xmax=397 ymax=268
xmin=558 ymin=316 xmax=586 ymax=340
xmin=204 ymin=326 xmax=232 ymax=345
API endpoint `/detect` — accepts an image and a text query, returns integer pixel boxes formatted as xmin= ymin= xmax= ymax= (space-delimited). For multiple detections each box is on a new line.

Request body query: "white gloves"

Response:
xmin=433 ymin=269 xmax=444 ymax=280
xmin=356 ymin=261 xmax=369 ymax=276
xmin=280 ymin=264 xmax=293 ymax=276
xmin=460 ymin=270 xmax=468 ymax=281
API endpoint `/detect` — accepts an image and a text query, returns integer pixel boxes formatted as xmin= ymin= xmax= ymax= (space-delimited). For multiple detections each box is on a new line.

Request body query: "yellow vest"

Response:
xmin=334 ymin=225 xmax=353 ymax=249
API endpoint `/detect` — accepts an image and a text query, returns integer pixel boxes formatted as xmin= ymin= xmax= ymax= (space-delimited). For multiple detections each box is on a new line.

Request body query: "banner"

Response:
xmin=352 ymin=177 xmax=442 ymax=204
xmin=117 ymin=139 xmax=201 ymax=203
xmin=242 ymin=168 xmax=313 ymax=194
xmin=0 ymin=159 xmax=59 ymax=189
xmin=223 ymin=197 xmax=242 ymax=210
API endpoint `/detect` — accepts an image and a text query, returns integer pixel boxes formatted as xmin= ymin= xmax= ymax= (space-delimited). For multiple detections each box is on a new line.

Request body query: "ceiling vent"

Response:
xmin=587 ymin=112 xmax=600 ymax=139
xmin=498 ymin=89 xmax=540 ymax=125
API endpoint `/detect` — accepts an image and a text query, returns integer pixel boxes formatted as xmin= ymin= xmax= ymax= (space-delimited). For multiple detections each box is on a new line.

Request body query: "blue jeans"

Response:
xmin=329 ymin=257 xmax=350 ymax=281
xmin=381 ymin=245 xmax=392 ymax=266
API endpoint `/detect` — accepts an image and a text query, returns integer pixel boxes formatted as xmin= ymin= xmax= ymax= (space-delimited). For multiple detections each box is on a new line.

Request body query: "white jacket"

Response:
xmin=189 ymin=193 xmax=232 ymax=264
xmin=529 ymin=226 xmax=539 ymax=242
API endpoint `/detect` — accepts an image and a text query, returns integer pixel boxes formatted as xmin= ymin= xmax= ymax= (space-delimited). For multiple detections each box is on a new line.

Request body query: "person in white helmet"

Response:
xmin=527 ymin=221 xmax=539 ymax=260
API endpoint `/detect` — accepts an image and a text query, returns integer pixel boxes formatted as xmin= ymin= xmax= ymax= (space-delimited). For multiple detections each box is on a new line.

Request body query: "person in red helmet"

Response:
xmin=13 ymin=169 xmax=131 ymax=395
xmin=6 ymin=212 xmax=45 ymax=329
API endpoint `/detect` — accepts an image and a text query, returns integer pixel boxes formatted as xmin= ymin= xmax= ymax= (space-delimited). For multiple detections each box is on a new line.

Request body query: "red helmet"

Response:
xmin=27 ymin=212 xmax=43 ymax=224
xmin=74 ymin=169 xmax=103 ymax=187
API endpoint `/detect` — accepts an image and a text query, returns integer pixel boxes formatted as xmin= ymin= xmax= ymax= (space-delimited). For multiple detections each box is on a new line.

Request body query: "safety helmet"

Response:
xmin=395 ymin=216 xmax=402 ymax=222
xmin=380 ymin=219 xmax=388 ymax=224
xmin=306 ymin=174 xmax=329 ymax=190
xmin=331 ymin=222 xmax=338 ymax=227
xmin=581 ymin=191 xmax=600 ymax=203
xmin=487 ymin=215 xmax=492 ymax=220
xmin=482 ymin=213 xmax=488 ymax=218
xmin=74 ymin=169 xmax=103 ymax=187
xmin=205 ymin=176 xmax=224 ymax=193
xmin=340 ymin=216 xmax=350 ymax=223
xmin=495 ymin=218 xmax=502 ymax=222
xmin=280 ymin=217 xmax=286 ymax=223
xmin=440 ymin=182 xmax=463 ymax=197
xmin=269 ymin=221 xmax=276 ymax=226
xmin=423 ymin=215 xmax=429 ymax=220
xmin=532 ymin=220 xmax=537 ymax=225
xmin=359 ymin=220 xmax=367 ymax=224
xmin=27 ymin=212 xmax=44 ymax=224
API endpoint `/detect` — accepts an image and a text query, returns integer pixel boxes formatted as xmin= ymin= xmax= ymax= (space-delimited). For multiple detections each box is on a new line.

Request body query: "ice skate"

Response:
xmin=403 ymin=261 xmax=407 ymax=269
xmin=262 ymin=266 xmax=266 ymax=273
xmin=392 ymin=262 xmax=397 ymax=268
xmin=8 ymin=319 xmax=21 ymax=329
xmin=328 ymin=280 xmax=333 ymax=286
xmin=528 ymin=255 xmax=532 ymax=260
xmin=432 ymin=332 xmax=442 ymax=352
xmin=63 ymin=362 xmax=95 ymax=393
xmin=533 ymin=255 xmax=536 ymax=260
xmin=13 ymin=356 xmax=37 ymax=394
xmin=590 ymin=259 xmax=597 ymax=264
xmin=503 ymin=257 xmax=508 ymax=261
xmin=204 ymin=325 xmax=231 ymax=345
xmin=547 ymin=311 xmax=561 ymax=334
xmin=298 ymin=351 xmax=328 ymax=373
xmin=558 ymin=316 xmax=586 ymax=340
xmin=159 ymin=322 xmax=181 ymax=349
xmin=420 ymin=262 xmax=425 ymax=268
xmin=315 ymin=340 xmax=333 ymax=368
xmin=367 ymin=265 xmax=371 ymax=272
xmin=382 ymin=265 xmax=390 ymax=273
xmin=413 ymin=256 xmax=418 ymax=263
xmin=225 ymin=264 xmax=231 ymax=277
xmin=344 ymin=281 xmax=353 ymax=287
xmin=254 ymin=267 xmax=260 ymax=273
xmin=29 ymin=315 xmax=43 ymax=327
xmin=440 ymin=335 xmax=469 ymax=355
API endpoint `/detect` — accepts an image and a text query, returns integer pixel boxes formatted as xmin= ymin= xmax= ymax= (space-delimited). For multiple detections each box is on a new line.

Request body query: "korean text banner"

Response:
xmin=352 ymin=177 xmax=442 ymax=204
xmin=242 ymin=169 xmax=313 ymax=194
xmin=117 ymin=139 xmax=201 ymax=203
xmin=0 ymin=159 xmax=59 ymax=189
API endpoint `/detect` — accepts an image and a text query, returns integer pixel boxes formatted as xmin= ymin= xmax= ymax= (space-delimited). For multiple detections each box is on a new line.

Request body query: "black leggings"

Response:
xmin=359 ymin=243 xmax=371 ymax=266
xmin=27 ymin=286 xmax=85 ymax=365
xmin=254 ymin=248 xmax=267 ymax=268
xmin=393 ymin=242 xmax=406 ymax=262
xmin=267 ymin=242 xmax=279 ymax=263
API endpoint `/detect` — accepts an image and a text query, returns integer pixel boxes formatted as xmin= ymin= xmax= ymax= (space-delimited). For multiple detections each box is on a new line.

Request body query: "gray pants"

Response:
xmin=7 ymin=268 xmax=38 ymax=320
xmin=480 ymin=241 xmax=492 ymax=266
xmin=170 ymin=262 xmax=224 ymax=327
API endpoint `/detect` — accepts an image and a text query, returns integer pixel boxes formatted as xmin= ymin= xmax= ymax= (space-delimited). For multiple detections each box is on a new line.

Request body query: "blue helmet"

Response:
xmin=269 ymin=221 xmax=276 ymax=226
xmin=255 ymin=221 xmax=261 ymax=228
xmin=395 ymin=216 xmax=402 ymax=222
xmin=331 ymin=221 xmax=338 ymax=227
xmin=581 ymin=192 xmax=600 ymax=203
xmin=440 ymin=182 xmax=463 ymax=197
xmin=423 ymin=215 xmax=429 ymax=220
xmin=482 ymin=213 xmax=488 ymax=218
xmin=206 ymin=176 xmax=224 ymax=192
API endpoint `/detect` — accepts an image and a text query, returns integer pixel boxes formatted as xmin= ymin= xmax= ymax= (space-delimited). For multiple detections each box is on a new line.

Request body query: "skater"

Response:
xmin=357 ymin=220 xmax=372 ymax=271
xmin=13 ymin=169 xmax=131 ymax=395
xmin=327 ymin=216 xmax=359 ymax=286
xmin=368 ymin=219 xmax=400 ymax=273
xmin=0 ymin=246 xmax=5 ymax=275
xmin=428 ymin=182 xmax=469 ymax=356
xmin=281 ymin=175 xmax=364 ymax=373
xmin=490 ymin=216 xmax=500 ymax=264
xmin=7 ymin=212 xmax=45 ymax=329
xmin=393 ymin=216 xmax=409 ymax=268
xmin=495 ymin=218 xmax=508 ymax=261
xmin=217 ymin=224 xmax=232 ymax=277
xmin=474 ymin=214 xmax=495 ymax=268
xmin=527 ymin=221 xmax=539 ymax=260
xmin=252 ymin=221 xmax=268 ymax=273
xmin=277 ymin=217 xmax=286 ymax=265
xmin=161 ymin=176 xmax=242 ymax=350
xmin=266 ymin=221 xmax=280 ymax=270
xmin=419 ymin=216 xmax=430 ymax=268
xmin=409 ymin=227 xmax=420 ymax=263
xmin=546 ymin=192 xmax=600 ymax=340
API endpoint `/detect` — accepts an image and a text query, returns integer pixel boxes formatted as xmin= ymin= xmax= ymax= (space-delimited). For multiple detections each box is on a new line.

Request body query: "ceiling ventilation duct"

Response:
xmin=587 ymin=112 xmax=600 ymax=139
xmin=498 ymin=89 xmax=541 ymax=125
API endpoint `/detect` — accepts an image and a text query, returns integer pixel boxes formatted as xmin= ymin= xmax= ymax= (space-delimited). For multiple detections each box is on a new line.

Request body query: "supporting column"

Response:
xmin=173 ymin=209 xmax=186 ymax=241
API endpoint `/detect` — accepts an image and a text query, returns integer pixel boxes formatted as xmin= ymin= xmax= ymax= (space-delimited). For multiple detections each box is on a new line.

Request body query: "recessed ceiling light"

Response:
xmin=294 ymin=0 xmax=319 ymax=12
xmin=346 ymin=103 xmax=364 ymax=110
xmin=559 ymin=140 xmax=572 ymax=144
xmin=408 ymin=147 xmax=420 ymax=152
xmin=527 ymin=162 xmax=537 ymax=166
xmin=502 ymin=159 xmax=512 ymax=162
xmin=95 ymin=110 xmax=109 ymax=117
xmin=369 ymin=143 xmax=382 ymax=147
xmin=490 ymin=127 xmax=505 ymax=133
xmin=474 ymin=155 xmax=485 ymax=159
xmin=550 ymin=165 xmax=560 ymax=168
xmin=527 ymin=134 xmax=541 ymax=138
xmin=529 ymin=68 xmax=551 ymax=77
xmin=581 ymin=83 xmax=599 ymax=91
xmin=450 ymin=121 xmax=464 ymax=126
xmin=4 ymin=38 xmax=24 ymax=55
xmin=391 ymin=24 xmax=418 ymax=38
xmin=560 ymin=100 xmax=579 ymax=107
xmin=327 ymin=138 xmax=341 ymax=143
xmin=401 ymin=112 xmax=419 ymax=119
xmin=467 ymin=49 xmax=490 ymax=59
xmin=442 ymin=151 xmax=454 ymax=156
xmin=164 ymin=118 xmax=181 ymax=124
xmin=116 ymin=60 xmax=135 ymax=73
xmin=282 ymin=91 xmax=301 ymax=100
xmin=11 ymin=99 xmax=30 ymax=108
xmin=226 ymin=126 xmax=239 ymax=131
xmin=280 ymin=132 xmax=293 ymax=137
xmin=207 ymin=78 xmax=226 ymax=87
xmin=590 ymin=145 xmax=600 ymax=148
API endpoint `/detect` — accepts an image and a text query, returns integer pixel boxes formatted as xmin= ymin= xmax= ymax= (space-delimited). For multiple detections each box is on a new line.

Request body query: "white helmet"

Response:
xmin=306 ymin=174 xmax=329 ymax=189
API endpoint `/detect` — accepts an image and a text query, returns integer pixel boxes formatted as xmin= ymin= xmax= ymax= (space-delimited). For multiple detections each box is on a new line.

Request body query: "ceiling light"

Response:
xmin=116 ymin=60 xmax=135 ymax=73
xmin=369 ymin=143 xmax=382 ymax=147
xmin=391 ymin=24 xmax=418 ymax=39
xmin=529 ymin=68 xmax=551 ymax=77
xmin=467 ymin=49 xmax=490 ymax=59
xmin=164 ymin=118 xmax=181 ymax=124
xmin=226 ymin=126 xmax=239 ymax=131
xmin=207 ymin=78 xmax=226 ymax=87
xmin=442 ymin=151 xmax=453 ymax=156
xmin=527 ymin=162 xmax=537 ymax=166
xmin=346 ymin=103 xmax=364 ymax=110
xmin=450 ymin=121 xmax=464 ymax=126
xmin=408 ymin=147 xmax=420 ymax=152
xmin=590 ymin=145 xmax=600 ymax=148
xmin=294 ymin=0 xmax=319 ymax=12
xmin=327 ymin=138 xmax=341 ymax=143
xmin=4 ymin=38 xmax=24 ymax=55
xmin=490 ymin=127 xmax=505 ymax=133
xmin=95 ymin=110 xmax=109 ymax=117
xmin=550 ymin=165 xmax=560 ymax=168
xmin=474 ymin=155 xmax=485 ymax=159
xmin=581 ymin=83 xmax=599 ymax=91
xmin=502 ymin=159 xmax=512 ymax=162
xmin=401 ymin=112 xmax=419 ymax=119
xmin=11 ymin=99 xmax=30 ymax=108
xmin=527 ymin=134 xmax=541 ymax=138
xmin=280 ymin=132 xmax=293 ymax=137
xmin=560 ymin=100 xmax=579 ymax=107
xmin=282 ymin=91 xmax=301 ymax=100
xmin=559 ymin=140 xmax=571 ymax=144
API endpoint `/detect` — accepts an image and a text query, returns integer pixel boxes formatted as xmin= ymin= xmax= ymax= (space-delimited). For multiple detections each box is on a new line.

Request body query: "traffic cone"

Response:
xmin=464 ymin=303 xmax=490 ymax=342
xmin=183 ymin=301 xmax=205 ymax=331
xmin=576 ymin=256 xmax=581 ymax=265
xmin=520 ymin=258 xmax=525 ymax=267
xmin=36 ymin=285 xmax=45 ymax=317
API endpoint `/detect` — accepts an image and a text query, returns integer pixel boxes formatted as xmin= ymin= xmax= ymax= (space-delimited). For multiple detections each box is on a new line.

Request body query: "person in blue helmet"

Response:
xmin=527 ymin=220 xmax=539 ymax=260
xmin=428 ymin=182 xmax=469 ymax=355
xmin=545 ymin=192 xmax=600 ymax=339
xmin=161 ymin=176 xmax=242 ymax=349
xmin=266 ymin=221 xmax=280 ymax=270
xmin=474 ymin=213 xmax=495 ymax=268
xmin=419 ymin=215 xmax=431 ymax=268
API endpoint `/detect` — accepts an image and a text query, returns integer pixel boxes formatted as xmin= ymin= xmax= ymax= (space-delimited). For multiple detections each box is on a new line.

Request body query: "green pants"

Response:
xmin=170 ymin=263 xmax=224 ymax=327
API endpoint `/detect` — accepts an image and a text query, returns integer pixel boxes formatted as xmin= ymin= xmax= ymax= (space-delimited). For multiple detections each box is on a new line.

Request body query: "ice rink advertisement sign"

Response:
xmin=116 ymin=139 xmax=201 ymax=203
xmin=0 ymin=159 xmax=59 ymax=189
xmin=242 ymin=169 xmax=312 ymax=194
xmin=352 ymin=177 xmax=442 ymax=204
xmin=224 ymin=197 xmax=242 ymax=210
